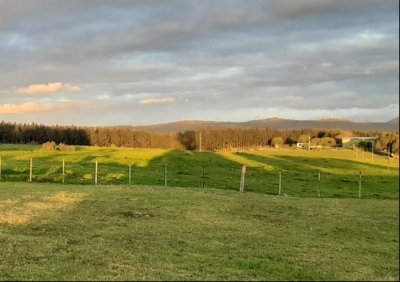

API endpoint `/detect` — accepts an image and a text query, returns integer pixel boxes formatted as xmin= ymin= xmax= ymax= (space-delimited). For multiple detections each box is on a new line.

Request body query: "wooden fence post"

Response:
xmin=129 ymin=165 xmax=132 ymax=186
xmin=0 ymin=156 xmax=2 ymax=181
xmin=95 ymin=160 xmax=98 ymax=185
xmin=358 ymin=171 xmax=362 ymax=199
xmin=62 ymin=159 xmax=65 ymax=184
xmin=29 ymin=158 xmax=33 ymax=183
xmin=164 ymin=163 xmax=167 ymax=187
xmin=318 ymin=170 xmax=321 ymax=197
xmin=278 ymin=170 xmax=282 ymax=195
xmin=202 ymin=165 xmax=205 ymax=188
xmin=240 ymin=165 xmax=246 ymax=192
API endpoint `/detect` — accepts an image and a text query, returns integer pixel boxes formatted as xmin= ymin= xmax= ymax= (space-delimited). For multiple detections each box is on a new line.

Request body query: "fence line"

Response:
xmin=0 ymin=157 xmax=398 ymax=199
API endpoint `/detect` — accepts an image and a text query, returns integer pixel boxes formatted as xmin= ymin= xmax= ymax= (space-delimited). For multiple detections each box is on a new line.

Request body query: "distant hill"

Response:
xmin=387 ymin=116 xmax=399 ymax=124
xmin=125 ymin=117 xmax=400 ymax=133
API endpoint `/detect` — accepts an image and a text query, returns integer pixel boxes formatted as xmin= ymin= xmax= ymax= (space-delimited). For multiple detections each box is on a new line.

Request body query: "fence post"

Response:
xmin=29 ymin=158 xmax=33 ymax=183
xmin=240 ymin=165 xmax=246 ymax=192
xmin=202 ymin=165 xmax=205 ymax=188
xmin=318 ymin=170 xmax=321 ymax=197
xmin=95 ymin=160 xmax=98 ymax=185
xmin=358 ymin=171 xmax=362 ymax=199
xmin=164 ymin=163 xmax=167 ymax=187
xmin=277 ymin=170 xmax=282 ymax=195
xmin=129 ymin=165 xmax=132 ymax=186
xmin=62 ymin=159 xmax=65 ymax=184
xmin=0 ymin=156 xmax=2 ymax=181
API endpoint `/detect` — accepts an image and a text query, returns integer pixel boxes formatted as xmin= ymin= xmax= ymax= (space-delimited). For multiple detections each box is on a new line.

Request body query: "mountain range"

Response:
xmin=125 ymin=117 xmax=399 ymax=133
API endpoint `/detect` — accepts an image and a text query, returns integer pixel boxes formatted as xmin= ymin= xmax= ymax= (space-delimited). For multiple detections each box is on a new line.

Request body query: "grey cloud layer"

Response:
xmin=0 ymin=0 xmax=398 ymax=125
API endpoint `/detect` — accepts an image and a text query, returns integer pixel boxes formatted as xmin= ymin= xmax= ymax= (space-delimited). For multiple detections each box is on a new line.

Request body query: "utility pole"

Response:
xmin=371 ymin=142 xmax=374 ymax=162
xmin=199 ymin=131 xmax=202 ymax=152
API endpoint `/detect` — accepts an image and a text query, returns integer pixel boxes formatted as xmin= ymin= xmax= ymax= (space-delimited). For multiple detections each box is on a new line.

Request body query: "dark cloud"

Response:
xmin=0 ymin=0 xmax=398 ymax=125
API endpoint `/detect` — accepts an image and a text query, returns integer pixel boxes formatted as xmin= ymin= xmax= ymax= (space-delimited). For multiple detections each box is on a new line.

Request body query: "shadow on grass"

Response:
xmin=0 ymin=148 xmax=398 ymax=199
xmin=236 ymin=152 xmax=397 ymax=175
xmin=231 ymin=152 xmax=399 ymax=199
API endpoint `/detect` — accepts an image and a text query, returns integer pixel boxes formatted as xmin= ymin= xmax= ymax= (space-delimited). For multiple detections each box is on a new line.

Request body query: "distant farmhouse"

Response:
xmin=296 ymin=136 xmax=377 ymax=149
xmin=341 ymin=136 xmax=377 ymax=148
xmin=296 ymin=142 xmax=324 ymax=149
xmin=296 ymin=143 xmax=305 ymax=149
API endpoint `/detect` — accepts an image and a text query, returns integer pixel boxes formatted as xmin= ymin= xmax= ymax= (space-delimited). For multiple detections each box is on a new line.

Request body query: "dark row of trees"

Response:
xmin=0 ymin=122 xmax=89 ymax=145
xmin=0 ymin=121 xmax=398 ymax=154
xmin=87 ymin=127 xmax=184 ymax=149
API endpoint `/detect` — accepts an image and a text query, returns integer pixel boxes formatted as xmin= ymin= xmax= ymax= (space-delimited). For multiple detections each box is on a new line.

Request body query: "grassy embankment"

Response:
xmin=0 ymin=182 xmax=398 ymax=280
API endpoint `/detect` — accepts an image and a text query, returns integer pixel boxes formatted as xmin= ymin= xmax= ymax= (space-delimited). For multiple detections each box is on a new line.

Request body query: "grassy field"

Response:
xmin=0 ymin=182 xmax=398 ymax=280
xmin=0 ymin=145 xmax=398 ymax=199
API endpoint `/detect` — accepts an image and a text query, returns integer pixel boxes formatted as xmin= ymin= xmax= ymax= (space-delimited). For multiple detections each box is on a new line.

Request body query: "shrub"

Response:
xmin=58 ymin=143 xmax=75 ymax=151
xmin=311 ymin=138 xmax=321 ymax=146
xmin=320 ymin=137 xmax=336 ymax=147
xmin=42 ymin=141 xmax=56 ymax=151
xmin=297 ymin=134 xmax=310 ymax=143
xmin=271 ymin=137 xmax=284 ymax=148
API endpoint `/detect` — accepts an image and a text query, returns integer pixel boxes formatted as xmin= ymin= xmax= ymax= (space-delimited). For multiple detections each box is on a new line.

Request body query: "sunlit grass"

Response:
xmin=217 ymin=151 xmax=275 ymax=170
xmin=0 ymin=145 xmax=169 ymax=166
xmin=0 ymin=145 xmax=398 ymax=199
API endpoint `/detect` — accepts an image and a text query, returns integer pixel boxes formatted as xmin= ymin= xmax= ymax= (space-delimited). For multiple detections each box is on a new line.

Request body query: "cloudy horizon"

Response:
xmin=0 ymin=0 xmax=398 ymax=126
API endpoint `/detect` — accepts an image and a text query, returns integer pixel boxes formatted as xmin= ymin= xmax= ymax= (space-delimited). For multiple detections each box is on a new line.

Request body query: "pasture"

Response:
xmin=0 ymin=145 xmax=398 ymax=199
xmin=0 ymin=182 xmax=398 ymax=280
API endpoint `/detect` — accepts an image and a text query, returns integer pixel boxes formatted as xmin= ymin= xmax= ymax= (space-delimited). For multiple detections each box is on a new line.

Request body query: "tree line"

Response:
xmin=0 ymin=121 xmax=398 ymax=154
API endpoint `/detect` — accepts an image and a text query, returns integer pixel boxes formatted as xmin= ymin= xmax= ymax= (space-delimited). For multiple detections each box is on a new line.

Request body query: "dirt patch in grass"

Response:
xmin=114 ymin=210 xmax=154 ymax=218
xmin=66 ymin=239 xmax=80 ymax=246
xmin=267 ymin=218 xmax=285 ymax=225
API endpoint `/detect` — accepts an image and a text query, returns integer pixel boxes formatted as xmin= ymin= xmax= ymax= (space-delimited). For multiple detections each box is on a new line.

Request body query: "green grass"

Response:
xmin=0 ymin=145 xmax=398 ymax=199
xmin=0 ymin=182 xmax=398 ymax=280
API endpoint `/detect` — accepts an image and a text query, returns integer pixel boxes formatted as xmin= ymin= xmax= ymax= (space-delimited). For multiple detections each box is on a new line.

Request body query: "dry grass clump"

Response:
xmin=0 ymin=191 xmax=85 ymax=225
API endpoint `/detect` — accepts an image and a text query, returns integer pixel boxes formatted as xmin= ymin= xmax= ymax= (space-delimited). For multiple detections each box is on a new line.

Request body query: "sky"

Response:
xmin=0 ymin=0 xmax=398 ymax=126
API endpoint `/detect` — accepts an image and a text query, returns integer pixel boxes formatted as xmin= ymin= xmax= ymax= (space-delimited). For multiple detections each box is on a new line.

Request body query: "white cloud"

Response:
xmin=138 ymin=97 xmax=175 ymax=105
xmin=0 ymin=102 xmax=57 ymax=114
xmin=17 ymin=82 xmax=80 ymax=94
xmin=0 ymin=101 xmax=86 ymax=114
xmin=283 ymin=95 xmax=303 ymax=103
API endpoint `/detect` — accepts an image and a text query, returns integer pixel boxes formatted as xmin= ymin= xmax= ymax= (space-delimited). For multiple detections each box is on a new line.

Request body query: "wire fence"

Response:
xmin=0 ymin=157 xmax=398 ymax=199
